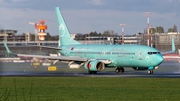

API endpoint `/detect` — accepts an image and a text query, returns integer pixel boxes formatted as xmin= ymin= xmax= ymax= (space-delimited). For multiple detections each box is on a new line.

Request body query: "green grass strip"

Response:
xmin=0 ymin=77 xmax=180 ymax=101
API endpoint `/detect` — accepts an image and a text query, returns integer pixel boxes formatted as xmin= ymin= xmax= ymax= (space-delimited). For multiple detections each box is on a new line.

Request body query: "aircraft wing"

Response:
xmin=3 ymin=40 xmax=111 ymax=64
xmin=17 ymin=54 xmax=111 ymax=64
xmin=161 ymin=38 xmax=175 ymax=55
xmin=161 ymin=51 xmax=175 ymax=56
xmin=17 ymin=54 xmax=88 ymax=61
xmin=3 ymin=40 xmax=86 ymax=61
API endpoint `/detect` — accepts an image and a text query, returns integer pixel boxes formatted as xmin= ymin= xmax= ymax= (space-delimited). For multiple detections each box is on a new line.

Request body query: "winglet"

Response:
xmin=172 ymin=38 xmax=175 ymax=51
xmin=3 ymin=40 xmax=12 ymax=54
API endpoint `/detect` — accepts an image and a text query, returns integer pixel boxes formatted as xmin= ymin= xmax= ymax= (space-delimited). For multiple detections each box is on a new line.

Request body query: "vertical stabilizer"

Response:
xmin=55 ymin=7 xmax=81 ymax=46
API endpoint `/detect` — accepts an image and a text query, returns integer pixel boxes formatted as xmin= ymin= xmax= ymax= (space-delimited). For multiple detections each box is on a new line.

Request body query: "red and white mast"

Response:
xmin=151 ymin=26 xmax=153 ymax=47
xmin=145 ymin=12 xmax=151 ymax=46
xmin=120 ymin=23 xmax=126 ymax=45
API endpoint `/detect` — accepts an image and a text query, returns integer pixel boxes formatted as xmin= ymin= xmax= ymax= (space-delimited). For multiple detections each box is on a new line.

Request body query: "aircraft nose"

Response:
xmin=156 ymin=55 xmax=164 ymax=64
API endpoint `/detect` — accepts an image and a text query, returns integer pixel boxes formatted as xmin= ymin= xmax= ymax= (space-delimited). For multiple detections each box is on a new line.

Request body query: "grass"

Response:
xmin=0 ymin=77 xmax=180 ymax=101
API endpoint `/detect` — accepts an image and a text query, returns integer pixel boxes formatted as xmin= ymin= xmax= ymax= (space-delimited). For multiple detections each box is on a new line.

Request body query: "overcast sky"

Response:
xmin=0 ymin=0 xmax=180 ymax=36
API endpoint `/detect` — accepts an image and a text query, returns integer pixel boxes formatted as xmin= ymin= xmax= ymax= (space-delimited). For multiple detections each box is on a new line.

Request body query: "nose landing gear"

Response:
xmin=148 ymin=70 xmax=153 ymax=74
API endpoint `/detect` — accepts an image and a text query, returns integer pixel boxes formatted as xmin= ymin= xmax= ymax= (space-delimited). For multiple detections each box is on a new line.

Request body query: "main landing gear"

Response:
xmin=115 ymin=67 xmax=124 ymax=73
xmin=148 ymin=70 xmax=153 ymax=74
xmin=88 ymin=71 xmax=97 ymax=74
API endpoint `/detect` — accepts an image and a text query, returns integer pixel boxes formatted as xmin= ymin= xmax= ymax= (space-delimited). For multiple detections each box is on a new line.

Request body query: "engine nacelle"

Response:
xmin=84 ymin=60 xmax=105 ymax=71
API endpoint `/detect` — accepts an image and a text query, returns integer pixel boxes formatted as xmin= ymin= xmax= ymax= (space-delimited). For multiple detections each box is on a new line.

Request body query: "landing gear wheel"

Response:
xmin=115 ymin=67 xmax=124 ymax=73
xmin=119 ymin=67 xmax=124 ymax=73
xmin=92 ymin=71 xmax=97 ymax=74
xmin=148 ymin=70 xmax=153 ymax=74
xmin=88 ymin=71 xmax=92 ymax=74
xmin=88 ymin=71 xmax=97 ymax=74
xmin=115 ymin=68 xmax=120 ymax=73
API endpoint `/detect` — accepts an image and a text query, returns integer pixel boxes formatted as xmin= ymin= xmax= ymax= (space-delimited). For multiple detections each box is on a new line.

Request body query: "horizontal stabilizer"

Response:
xmin=161 ymin=38 xmax=175 ymax=55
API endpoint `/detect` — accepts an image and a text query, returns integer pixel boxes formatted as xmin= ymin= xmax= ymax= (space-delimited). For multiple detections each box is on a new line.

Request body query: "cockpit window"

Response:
xmin=148 ymin=52 xmax=152 ymax=55
xmin=148 ymin=52 xmax=160 ymax=55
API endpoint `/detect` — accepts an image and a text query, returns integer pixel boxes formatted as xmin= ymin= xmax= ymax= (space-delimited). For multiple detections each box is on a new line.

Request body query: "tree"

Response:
xmin=102 ymin=30 xmax=118 ymax=36
xmin=45 ymin=33 xmax=58 ymax=41
xmin=109 ymin=30 xmax=118 ymax=36
xmin=45 ymin=33 xmax=52 ymax=41
xmin=148 ymin=28 xmax=156 ymax=34
xmin=89 ymin=31 xmax=99 ymax=36
xmin=173 ymin=24 xmax=178 ymax=32
xmin=167 ymin=28 xmax=173 ymax=32
xmin=75 ymin=33 xmax=84 ymax=40
xmin=156 ymin=26 xmax=164 ymax=33
xmin=102 ymin=30 xmax=111 ymax=36
xmin=167 ymin=25 xmax=178 ymax=32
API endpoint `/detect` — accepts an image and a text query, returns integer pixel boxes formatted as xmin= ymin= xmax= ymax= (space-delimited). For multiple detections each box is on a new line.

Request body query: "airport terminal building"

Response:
xmin=0 ymin=29 xmax=180 ymax=58
xmin=0 ymin=29 xmax=31 ymax=42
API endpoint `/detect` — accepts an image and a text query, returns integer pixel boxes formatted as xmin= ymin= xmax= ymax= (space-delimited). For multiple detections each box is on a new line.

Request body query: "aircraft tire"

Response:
xmin=88 ymin=71 xmax=97 ymax=74
xmin=92 ymin=71 xmax=97 ymax=74
xmin=148 ymin=70 xmax=153 ymax=74
xmin=119 ymin=67 xmax=124 ymax=73
xmin=88 ymin=71 xmax=92 ymax=74
xmin=115 ymin=68 xmax=120 ymax=73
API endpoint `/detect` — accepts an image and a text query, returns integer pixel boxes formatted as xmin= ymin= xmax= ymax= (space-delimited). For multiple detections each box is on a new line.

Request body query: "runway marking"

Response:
xmin=48 ymin=67 xmax=57 ymax=71
xmin=33 ymin=63 xmax=40 ymax=66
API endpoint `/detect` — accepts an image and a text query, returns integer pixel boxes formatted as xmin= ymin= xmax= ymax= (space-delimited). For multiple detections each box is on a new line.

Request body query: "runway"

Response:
xmin=0 ymin=61 xmax=180 ymax=77
xmin=1 ymin=71 xmax=180 ymax=78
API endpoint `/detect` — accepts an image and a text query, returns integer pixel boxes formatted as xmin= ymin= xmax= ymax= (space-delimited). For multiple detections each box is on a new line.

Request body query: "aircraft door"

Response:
xmin=102 ymin=51 xmax=107 ymax=58
xmin=139 ymin=52 xmax=143 ymax=60
xmin=136 ymin=50 xmax=144 ymax=60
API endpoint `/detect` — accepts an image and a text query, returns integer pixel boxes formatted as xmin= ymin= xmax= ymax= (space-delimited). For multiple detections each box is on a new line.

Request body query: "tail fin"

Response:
xmin=55 ymin=7 xmax=81 ymax=46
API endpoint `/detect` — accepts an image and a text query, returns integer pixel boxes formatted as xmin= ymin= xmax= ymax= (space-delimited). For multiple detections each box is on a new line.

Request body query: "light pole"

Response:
xmin=120 ymin=23 xmax=126 ymax=45
xmin=145 ymin=12 xmax=151 ymax=46
xmin=150 ymin=26 xmax=155 ymax=47
xmin=151 ymin=26 xmax=153 ymax=47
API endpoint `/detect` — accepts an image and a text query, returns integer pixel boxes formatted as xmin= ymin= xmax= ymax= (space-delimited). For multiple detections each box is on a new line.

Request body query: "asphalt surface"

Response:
xmin=1 ymin=71 xmax=180 ymax=77
xmin=1 ymin=61 xmax=180 ymax=77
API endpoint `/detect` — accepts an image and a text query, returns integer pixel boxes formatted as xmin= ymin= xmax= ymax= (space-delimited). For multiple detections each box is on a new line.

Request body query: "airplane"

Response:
xmin=3 ymin=7 xmax=175 ymax=74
